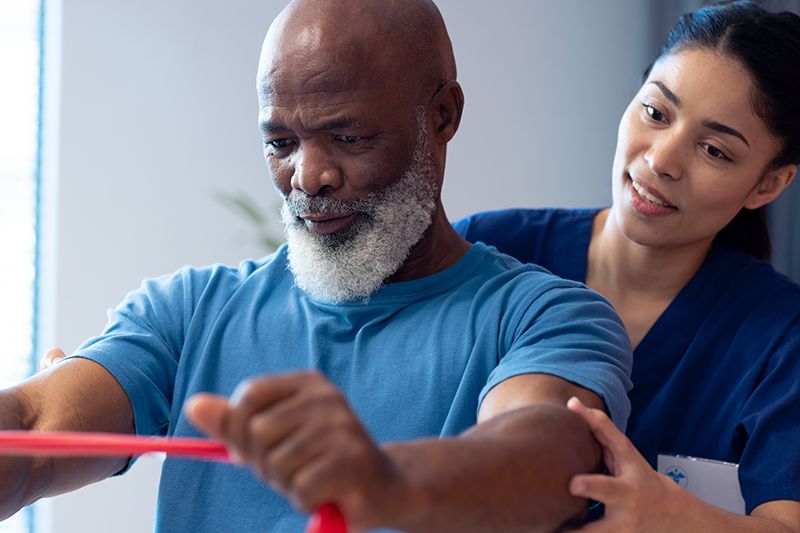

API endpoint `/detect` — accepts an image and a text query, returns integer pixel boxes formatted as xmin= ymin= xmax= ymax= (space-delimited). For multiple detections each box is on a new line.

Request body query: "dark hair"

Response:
xmin=644 ymin=1 xmax=800 ymax=261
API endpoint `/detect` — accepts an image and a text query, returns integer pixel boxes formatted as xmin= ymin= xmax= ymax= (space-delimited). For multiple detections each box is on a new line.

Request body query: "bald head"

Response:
xmin=258 ymin=0 xmax=468 ymax=287
xmin=258 ymin=0 xmax=456 ymax=105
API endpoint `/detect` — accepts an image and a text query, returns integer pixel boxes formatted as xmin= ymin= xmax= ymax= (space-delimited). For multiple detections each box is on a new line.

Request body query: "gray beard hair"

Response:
xmin=281 ymin=126 xmax=438 ymax=303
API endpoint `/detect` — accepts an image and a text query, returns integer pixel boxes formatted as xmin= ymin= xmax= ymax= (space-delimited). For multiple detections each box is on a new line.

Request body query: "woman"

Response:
xmin=455 ymin=2 xmax=800 ymax=531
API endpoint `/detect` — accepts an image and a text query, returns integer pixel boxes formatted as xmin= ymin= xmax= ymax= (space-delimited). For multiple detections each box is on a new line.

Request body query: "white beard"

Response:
xmin=281 ymin=125 xmax=438 ymax=303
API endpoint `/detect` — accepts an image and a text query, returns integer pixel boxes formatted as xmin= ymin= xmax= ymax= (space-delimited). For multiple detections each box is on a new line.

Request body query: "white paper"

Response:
xmin=657 ymin=453 xmax=745 ymax=514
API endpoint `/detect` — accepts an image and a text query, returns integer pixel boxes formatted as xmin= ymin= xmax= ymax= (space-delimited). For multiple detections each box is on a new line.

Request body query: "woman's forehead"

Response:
xmin=644 ymin=50 xmax=770 ymax=133
xmin=646 ymin=49 xmax=751 ymax=99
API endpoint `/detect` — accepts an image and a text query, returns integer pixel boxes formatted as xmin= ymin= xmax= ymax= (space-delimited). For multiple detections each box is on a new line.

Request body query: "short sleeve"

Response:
xmin=71 ymin=269 xmax=194 ymax=438
xmin=478 ymin=272 xmax=633 ymax=431
xmin=738 ymin=315 xmax=800 ymax=513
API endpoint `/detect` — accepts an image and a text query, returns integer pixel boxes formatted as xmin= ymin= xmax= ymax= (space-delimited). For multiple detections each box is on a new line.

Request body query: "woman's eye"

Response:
xmin=704 ymin=143 xmax=731 ymax=161
xmin=643 ymin=104 xmax=664 ymax=121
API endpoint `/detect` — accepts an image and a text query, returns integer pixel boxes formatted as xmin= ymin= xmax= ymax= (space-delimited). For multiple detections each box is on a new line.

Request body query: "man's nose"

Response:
xmin=644 ymin=132 xmax=684 ymax=181
xmin=291 ymin=143 xmax=344 ymax=195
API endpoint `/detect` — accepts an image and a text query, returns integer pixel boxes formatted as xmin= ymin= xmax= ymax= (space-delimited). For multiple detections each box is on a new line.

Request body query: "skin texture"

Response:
xmin=577 ymin=48 xmax=799 ymax=533
xmin=4 ymin=1 xmax=612 ymax=531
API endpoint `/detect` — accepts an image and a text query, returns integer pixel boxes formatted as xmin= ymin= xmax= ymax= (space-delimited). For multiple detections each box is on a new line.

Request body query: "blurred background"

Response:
xmin=0 ymin=0 xmax=798 ymax=532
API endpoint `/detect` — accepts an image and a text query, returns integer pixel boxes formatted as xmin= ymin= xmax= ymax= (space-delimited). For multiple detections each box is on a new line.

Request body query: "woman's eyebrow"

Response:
xmin=650 ymin=81 xmax=681 ymax=106
xmin=702 ymin=119 xmax=749 ymax=147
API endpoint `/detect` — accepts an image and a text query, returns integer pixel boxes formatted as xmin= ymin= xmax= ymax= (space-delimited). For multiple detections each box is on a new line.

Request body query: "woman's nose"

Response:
xmin=644 ymin=132 xmax=684 ymax=181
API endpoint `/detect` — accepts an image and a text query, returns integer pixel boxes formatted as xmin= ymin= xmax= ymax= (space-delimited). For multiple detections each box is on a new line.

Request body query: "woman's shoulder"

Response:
xmin=712 ymin=241 xmax=800 ymax=300
xmin=701 ymin=241 xmax=800 ymax=337
xmin=452 ymin=208 xmax=602 ymax=279
xmin=453 ymin=207 xmax=600 ymax=237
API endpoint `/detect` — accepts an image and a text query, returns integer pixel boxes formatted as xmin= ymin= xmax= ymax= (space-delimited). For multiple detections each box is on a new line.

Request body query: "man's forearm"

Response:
xmin=186 ymin=372 xmax=606 ymax=533
xmin=0 ymin=359 xmax=135 ymax=519
xmin=382 ymin=404 xmax=602 ymax=533
xmin=0 ymin=389 xmax=51 ymax=520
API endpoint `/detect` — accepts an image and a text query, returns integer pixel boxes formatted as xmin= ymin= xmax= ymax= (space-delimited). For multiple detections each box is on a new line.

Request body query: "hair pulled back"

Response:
xmin=646 ymin=1 xmax=800 ymax=261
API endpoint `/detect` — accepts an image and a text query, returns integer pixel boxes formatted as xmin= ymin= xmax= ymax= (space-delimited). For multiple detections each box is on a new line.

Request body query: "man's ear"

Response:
xmin=744 ymin=163 xmax=797 ymax=209
xmin=430 ymin=80 xmax=464 ymax=145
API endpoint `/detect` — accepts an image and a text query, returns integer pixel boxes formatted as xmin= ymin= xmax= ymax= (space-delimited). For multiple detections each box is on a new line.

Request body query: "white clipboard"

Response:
xmin=657 ymin=453 xmax=746 ymax=515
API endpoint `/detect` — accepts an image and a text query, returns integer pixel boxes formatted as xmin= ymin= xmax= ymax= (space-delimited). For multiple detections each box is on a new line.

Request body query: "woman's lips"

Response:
xmin=631 ymin=178 xmax=674 ymax=208
xmin=302 ymin=213 xmax=357 ymax=234
xmin=627 ymin=177 xmax=677 ymax=217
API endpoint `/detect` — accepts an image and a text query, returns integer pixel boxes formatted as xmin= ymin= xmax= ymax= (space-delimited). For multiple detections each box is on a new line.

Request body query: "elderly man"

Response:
xmin=1 ymin=1 xmax=632 ymax=532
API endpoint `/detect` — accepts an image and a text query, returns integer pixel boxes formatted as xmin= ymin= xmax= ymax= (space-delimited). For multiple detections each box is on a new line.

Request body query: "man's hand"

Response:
xmin=187 ymin=372 xmax=607 ymax=533
xmin=185 ymin=371 xmax=409 ymax=532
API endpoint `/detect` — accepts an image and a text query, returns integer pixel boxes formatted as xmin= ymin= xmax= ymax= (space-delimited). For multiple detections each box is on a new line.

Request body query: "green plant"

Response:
xmin=212 ymin=189 xmax=284 ymax=254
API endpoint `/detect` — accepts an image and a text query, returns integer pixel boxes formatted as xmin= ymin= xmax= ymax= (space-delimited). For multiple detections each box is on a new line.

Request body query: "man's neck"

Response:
xmin=386 ymin=205 xmax=472 ymax=284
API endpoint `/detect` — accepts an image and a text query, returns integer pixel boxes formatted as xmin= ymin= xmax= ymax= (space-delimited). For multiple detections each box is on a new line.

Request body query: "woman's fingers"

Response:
xmin=39 ymin=348 xmax=67 ymax=371
xmin=567 ymin=397 xmax=619 ymax=445
xmin=569 ymin=472 xmax=627 ymax=506
xmin=567 ymin=397 xmax=638 ymax=468
xmin=566 ymin=396 xmax=688 ymax=533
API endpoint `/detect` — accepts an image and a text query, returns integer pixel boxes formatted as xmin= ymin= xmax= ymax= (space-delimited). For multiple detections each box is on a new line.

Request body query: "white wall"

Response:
xmin=35 ymin=1 xmax=652 ymax=531
xmin=439 ymin=1 xmax=650 ymax=217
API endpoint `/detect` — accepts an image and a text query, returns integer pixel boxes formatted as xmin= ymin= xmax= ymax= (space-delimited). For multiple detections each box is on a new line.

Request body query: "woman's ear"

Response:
xmin=744 ymin=163 xmax=797 ymax=209
xmin=430 ymin=80 xmax=464 ymax=145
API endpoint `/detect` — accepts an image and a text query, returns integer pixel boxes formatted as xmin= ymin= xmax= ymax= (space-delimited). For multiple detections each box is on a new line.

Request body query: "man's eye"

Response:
xmin=643 ymin=104 xmax=664 ymax=121
xmin=269 ymin=139 xmax=291 ymax=148
xmin=338 ymin=135 xmax=361 ymax=143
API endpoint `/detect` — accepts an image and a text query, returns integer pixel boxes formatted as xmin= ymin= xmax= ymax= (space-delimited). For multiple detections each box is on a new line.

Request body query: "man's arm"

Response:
xmin=187 ymin=371 xmax=605 ymax=533
xmin=384 ymin=372 xmax=606 ymax=533
xmin=0 ymin=358 xmax=134 ymax=520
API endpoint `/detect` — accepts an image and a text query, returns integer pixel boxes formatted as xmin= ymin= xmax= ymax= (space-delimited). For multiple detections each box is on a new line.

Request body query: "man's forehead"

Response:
xmin=258 ymin=66 xmax=388 ymax=104
xmin=258 ymin=27 xmax=390 ymax=99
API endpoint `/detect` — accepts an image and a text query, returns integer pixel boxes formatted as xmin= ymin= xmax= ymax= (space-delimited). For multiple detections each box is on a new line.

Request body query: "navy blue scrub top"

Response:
xmin=454 ymin=208 xmax=800 ymax=513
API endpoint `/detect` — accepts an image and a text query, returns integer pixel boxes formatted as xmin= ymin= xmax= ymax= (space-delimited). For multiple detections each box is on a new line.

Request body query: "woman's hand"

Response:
xmin=566 ymin=398 xmax=800 ymax=533
xmin=565 ymin=397 xmax=688 ymax=533
xmin=39 ymin=348 xmax=67 ymax=371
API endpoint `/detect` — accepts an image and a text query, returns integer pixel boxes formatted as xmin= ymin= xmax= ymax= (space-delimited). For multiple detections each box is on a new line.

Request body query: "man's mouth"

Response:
xmin=300 ymin=213 xmax=358 ymax=235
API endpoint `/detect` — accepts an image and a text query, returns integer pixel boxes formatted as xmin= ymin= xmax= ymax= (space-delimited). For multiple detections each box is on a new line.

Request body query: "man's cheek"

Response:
xmin=269 ymin=162 xmax=294 ymax=196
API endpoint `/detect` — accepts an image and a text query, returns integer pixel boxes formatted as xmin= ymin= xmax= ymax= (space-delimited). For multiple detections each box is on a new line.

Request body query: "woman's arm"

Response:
xmin=566 ymin=398 xmax=800 ymax=533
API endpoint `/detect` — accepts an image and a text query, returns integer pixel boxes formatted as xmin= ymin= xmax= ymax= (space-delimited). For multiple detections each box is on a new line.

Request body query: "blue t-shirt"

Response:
xmin=75 ymin=242 xmax=632 ymax=532
xmin=454 ymin=208 xmax=800 ymax=513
